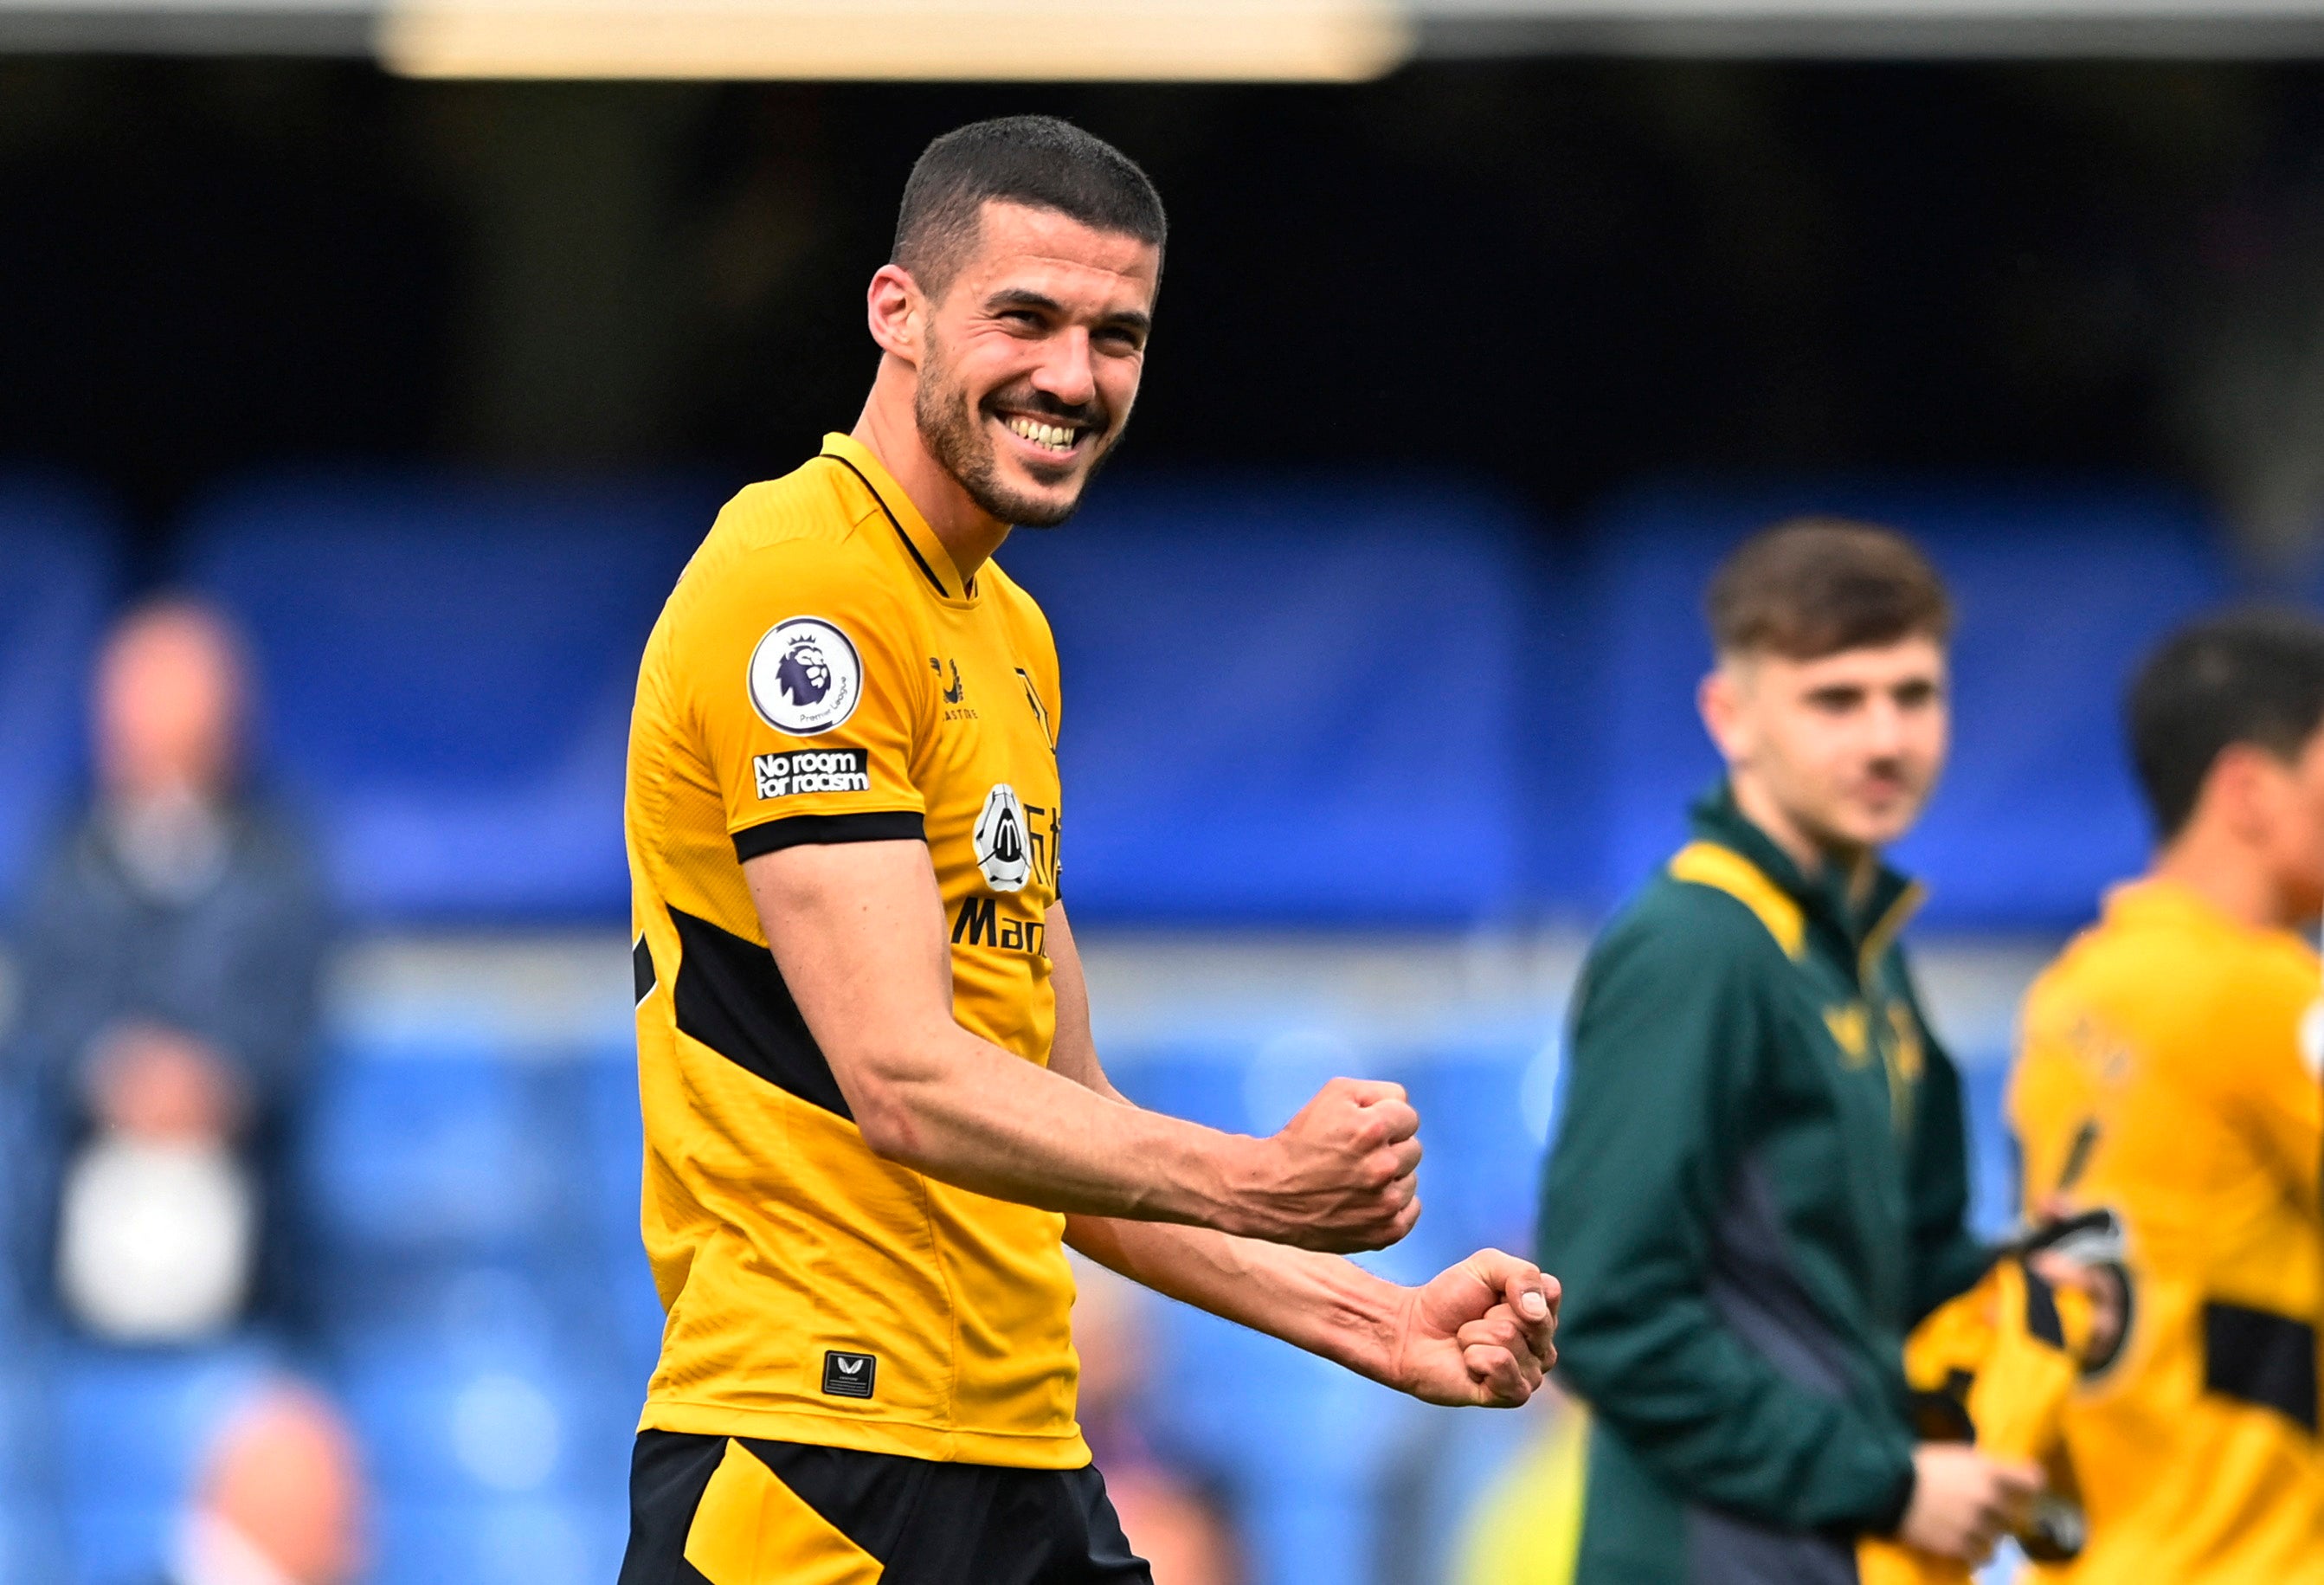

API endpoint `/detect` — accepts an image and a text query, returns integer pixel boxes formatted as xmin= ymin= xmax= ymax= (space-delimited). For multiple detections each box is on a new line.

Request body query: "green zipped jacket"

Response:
xmin=1537 ymin=783 xmax=1992 ymax=1584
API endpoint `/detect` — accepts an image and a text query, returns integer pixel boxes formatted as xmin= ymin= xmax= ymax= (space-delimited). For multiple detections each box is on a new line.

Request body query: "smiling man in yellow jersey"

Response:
xmin=2011 ymin=610 xmax=2324 ymax=1584
xmin=616 ymin=116 xmax=1561 ymax=1585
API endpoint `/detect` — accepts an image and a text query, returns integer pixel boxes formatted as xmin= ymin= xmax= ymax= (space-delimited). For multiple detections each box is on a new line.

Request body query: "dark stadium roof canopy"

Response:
xmin=6 ymin=0 xmax=2324 ymax=73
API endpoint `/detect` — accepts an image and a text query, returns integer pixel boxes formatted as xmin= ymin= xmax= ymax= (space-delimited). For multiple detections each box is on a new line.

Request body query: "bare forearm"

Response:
xmin=754 ymin=852 xmax=1418 ymax=1254
xmin=750 ymin=846 xmax=1278 ymax=1233
xmin=860 ymin=1025 xmax=1267 ymax=1231
xmin=1064 ymin=1213 xmax=1407 ymax=1388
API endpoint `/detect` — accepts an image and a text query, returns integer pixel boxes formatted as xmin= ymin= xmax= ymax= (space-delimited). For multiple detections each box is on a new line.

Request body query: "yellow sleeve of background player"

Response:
xmin=2006 ymin=970 xmax=2110 ymax=1217
xmin=678 ymin=535 xmax=931 ymax=861
xmin=2203 ymin=951 xmax=2324 ymax=1215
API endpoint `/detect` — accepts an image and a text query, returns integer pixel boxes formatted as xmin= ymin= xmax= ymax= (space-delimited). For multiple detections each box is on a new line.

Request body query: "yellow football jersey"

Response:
xmin=625 ymin=432 xmax=1085 ymax=1468
xmin=2009 ymin=878 xmax=2324 ymax=1584
xmin=1857 ymin=1259 xmax=2098 ymax=1585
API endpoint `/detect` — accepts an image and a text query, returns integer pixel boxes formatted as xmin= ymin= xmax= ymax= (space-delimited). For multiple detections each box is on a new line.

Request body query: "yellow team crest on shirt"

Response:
xmin=1825 ymin=1003 xmax=1873 ymax=1066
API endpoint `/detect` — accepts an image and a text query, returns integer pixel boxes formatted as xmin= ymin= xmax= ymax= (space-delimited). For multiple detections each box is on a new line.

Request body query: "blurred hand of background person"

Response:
xmin=167 ymin=1383 xmax=369 ymax=1585
xmin=56 ymin=1020 xmax=258 ymax=1342
xmin=88 ymin=1022 xmax=248 ymax=1145
xmin=10 ymin=598 xmax=328 ymax=1344
xmin=1897 ymin=1444 xmax=2040 ymax=1565
xmin=2025 ymin=1252 xmax=2128 ymax=1369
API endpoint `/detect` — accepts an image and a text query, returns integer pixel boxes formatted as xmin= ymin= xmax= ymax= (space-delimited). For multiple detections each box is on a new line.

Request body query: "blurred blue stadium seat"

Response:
xmin=339 ymin=1330 xmax=628 ymax=1505
xmin=302 ymin=1043 xmax=567 ymax=1266
xmin=296 ymin=1033 xmax=642 ymax=1583
xmin=998 ymin=475 xmax=1542 ymax=924
xmin=367 ymin=1496 xmax=626 ymax=1585
xmin=576 ymin=1052 xmax=670 ymax=1388
xmin=1957 ymin=1055 xmax=2021 ymax=1237
xmin=1397 ymin=1044 xmax=1546 ymax=1269
xmin=1587 ymin=480 xmax=2234 ymax=926
xmin=0 ymin=1501 xmax=66 ymax=1585
xmin=337 ymin=1286 xmax=635 ymax=1585
xmin=0 ymin=480 xmax=118 ymax=916
xmin=178 ymin=473 xmax=724 ymax=922
xmin=52 ymin=1339 xmax=275 ymax=1585
xmin=1149 ymin=1303 xmax=1426 ymax=1585
xmin=0 ymin=1346 xmax=61 ymax=1585
xmin=1104 ymin=1047 xmax=1249 ymax=1136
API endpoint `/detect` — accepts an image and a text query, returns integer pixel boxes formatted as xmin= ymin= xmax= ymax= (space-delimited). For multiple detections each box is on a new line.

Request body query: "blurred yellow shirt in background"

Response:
xmin=1451 ymin=1397 xmax=1587 ymax=1585
xmin=2009 ymin=879 xmax=2324 ymax=1584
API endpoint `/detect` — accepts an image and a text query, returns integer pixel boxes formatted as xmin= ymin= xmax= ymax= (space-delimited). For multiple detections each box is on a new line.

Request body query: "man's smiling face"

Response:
xmin=909 ymin=200 xmax=1159 ymax=529
xmin=1711 ymin=635 xmax=1951 ymax=856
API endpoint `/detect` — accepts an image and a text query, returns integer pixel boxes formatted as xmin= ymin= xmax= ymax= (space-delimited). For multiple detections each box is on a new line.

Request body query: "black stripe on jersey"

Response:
xmin=633 ymin=935 xmax=656 ymax=1006
xmin=2203 ymin=1300 xmax=2319 ymax=1432
xmin=732 ymin=810 xmax=925 ymax=864
xmin=822 ymin=453 xmax=950 ymax=599
xmin=668 ymin=905 xmax=853 ymax=1120
xmin=2021 ymin=1266 xmax=2064 ymax=1350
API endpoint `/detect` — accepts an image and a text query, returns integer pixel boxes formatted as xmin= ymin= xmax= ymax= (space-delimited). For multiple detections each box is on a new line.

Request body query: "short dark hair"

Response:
xmin=1706 ymin=518 xmax=1952 ymax=661
xmin=893 ymin=115 xmax=1166 ymax=300
xmin=2127 ymin=609 xmax=2324 ymax=840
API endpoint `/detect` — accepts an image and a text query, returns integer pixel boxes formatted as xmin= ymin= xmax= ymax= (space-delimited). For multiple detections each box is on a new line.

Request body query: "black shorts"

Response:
xmin=616 ymin=1430 xmax=1154 ymax=1585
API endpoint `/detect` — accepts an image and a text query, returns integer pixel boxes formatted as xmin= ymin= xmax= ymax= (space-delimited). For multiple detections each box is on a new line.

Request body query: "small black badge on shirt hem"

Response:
xmin=822 ymin=1350 xmax=877 ymax=1399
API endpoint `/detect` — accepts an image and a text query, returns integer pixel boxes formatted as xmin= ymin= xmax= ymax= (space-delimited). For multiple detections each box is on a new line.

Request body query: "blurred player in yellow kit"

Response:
xmin=2009 ymin=609 xmax=2324 ymax=1584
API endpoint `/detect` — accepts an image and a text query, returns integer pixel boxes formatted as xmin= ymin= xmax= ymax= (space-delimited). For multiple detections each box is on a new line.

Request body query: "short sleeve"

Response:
xmin=2207 ymin=953 xmax=2324 ymax=1214
xmin=679 ymin=536 xmax=932 ymax=863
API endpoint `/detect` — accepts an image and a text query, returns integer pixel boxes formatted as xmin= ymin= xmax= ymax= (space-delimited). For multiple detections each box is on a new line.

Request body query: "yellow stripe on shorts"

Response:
xmin=682 ymin=1437 xmax=885 ymax=1585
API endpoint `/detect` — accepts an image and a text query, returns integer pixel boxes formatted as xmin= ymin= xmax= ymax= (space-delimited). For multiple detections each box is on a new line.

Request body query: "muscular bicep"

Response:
xmin=743 ymin=838 xmax=961 ymax=1111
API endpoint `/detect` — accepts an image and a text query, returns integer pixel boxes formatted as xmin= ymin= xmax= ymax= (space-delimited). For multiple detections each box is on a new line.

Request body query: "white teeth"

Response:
xmin=1005 ymin=416 xmax=1076 ymax=451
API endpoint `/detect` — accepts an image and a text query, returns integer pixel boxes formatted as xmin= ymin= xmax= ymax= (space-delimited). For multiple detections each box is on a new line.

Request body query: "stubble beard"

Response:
xmin=913 ymin=333 xmax=1112 ymax=531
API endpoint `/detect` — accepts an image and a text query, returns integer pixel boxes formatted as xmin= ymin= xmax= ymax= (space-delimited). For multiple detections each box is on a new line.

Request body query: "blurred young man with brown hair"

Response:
xmin=1539 ymin=520 xmax=2032 ymax=1583
xmin=2009 ymin=610 xmax=2324 ymax=1583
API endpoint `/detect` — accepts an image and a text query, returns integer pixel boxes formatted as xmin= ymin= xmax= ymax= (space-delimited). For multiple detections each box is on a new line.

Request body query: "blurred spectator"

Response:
xmin=1537 ymin=525 xmax=2029 ymax=1581
xmin=163 ymin=1382 xmax=368 ymax=1585
xmin=9 ymin=598 xmax=328 ymax=1342
xmin=1072 ymin=1258 xmax=1244 ymax=1585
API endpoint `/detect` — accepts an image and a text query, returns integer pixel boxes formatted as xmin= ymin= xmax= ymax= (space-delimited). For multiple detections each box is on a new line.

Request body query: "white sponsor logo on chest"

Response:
xmin=973 ymin=783 xmax=1031 ymax=893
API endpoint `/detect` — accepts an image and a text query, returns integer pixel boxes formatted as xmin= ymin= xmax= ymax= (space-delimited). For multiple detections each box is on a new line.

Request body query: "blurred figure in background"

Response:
xmin=161 ymin=1381 xmax=368 ymax=1585
xmin=1538 ymin=524 xmax=2044 ymax=1582
xmin=1071 ymin=1258 xmax=1244 ymax=1585
xmin=2006 ymin=610 xmax=2324 ymax=1583
xmin=9 ymin=597 xmax=329 ymax=1343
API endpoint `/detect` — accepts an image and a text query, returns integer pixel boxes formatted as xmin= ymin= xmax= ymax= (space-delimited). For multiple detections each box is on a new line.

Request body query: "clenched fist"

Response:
xmin=1234 ymin=1078 xmax=1423 ymax=1252
xmin=1384 ymin=1250 xmax=1561 ymax=1408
